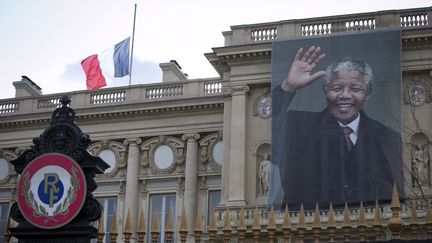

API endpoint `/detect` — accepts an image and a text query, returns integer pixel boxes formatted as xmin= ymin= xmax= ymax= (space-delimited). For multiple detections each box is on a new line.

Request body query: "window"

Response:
xmin=207 ymin=190 xmax=221 ymax=225
xmin=0 ymin=203 xmax=9 ymax=243
xmin=95 ymin=197 xmax=117 ymax=243
xmin=0 ymin=158 xmax=9 ymax=181
xmin=154 ymin=145 xmax=174 ymax=169
xmin=212 ymin=141 xmax=224 ymax=166
xmin=148 ymin=194 xmax=176 ymax=242
xmin=98 ymin=150 xmax=116 ymax=173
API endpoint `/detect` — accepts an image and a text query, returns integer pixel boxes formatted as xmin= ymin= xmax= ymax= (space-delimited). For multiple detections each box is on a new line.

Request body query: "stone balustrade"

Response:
xmin=0 ymin=102 xmax=19 ymax=114
xmin=145 ymin=84 xmax=183 ymax=99
xmin=204 ymin=80 xmax=223 ymax=94
xmin=224 ymin=7 xmax=431 ymax=45
xmin=0 ymin=79 xmax=223 ymax=116
xmin=91 ymin=90 xmax=126 ymax=104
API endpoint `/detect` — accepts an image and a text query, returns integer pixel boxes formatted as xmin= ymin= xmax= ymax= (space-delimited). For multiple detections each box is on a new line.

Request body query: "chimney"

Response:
xmin=13 ymin=76 xmax=42 ymax=98
xmin=159 ymin=60 xmax=188 ymax=82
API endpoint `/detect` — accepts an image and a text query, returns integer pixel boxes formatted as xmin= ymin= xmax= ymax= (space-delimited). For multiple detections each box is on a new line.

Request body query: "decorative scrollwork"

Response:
xmin=0 ymin=149 xmax=17 ymax=184
xmin=88 ymin=140 xmax=126 ymax=179
xmin=404 ymin=81 xmax=431 ymax=106
xmin=140 ymin=136 xmax=185 ymax=175
xmin=22 ymin=172 xmax=48 ymax=218
xmin=199 ymin=132 xmax=223 ymax=172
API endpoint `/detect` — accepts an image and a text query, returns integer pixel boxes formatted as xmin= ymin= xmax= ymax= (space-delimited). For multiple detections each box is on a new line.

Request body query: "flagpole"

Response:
xmin=129 ymin=3 xmax=137 ymax=86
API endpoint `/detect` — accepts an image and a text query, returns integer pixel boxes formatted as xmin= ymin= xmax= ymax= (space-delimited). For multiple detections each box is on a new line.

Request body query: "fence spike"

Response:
xmin=179 ymin=206 xmax=188 ymax=243
xmin=238 ymin=208 xmax=246 ymax=243
xmin=223 ymin=208 xmax=231 ymax=231
xmin=328 ymin=203 xmax=336 ymax=227
xmin=312 ymin=203 xmax=321 ymax=243
xmin=389 ymin=183 xmax=403 ymax=239
xmin=298 ymin=204 xmax=306 ymax=242
xmin=194 ymin=208 xmax=203 ymax=243
xmin=137 ymin=209 xmax=146 ymax=243
xmin=238 ymin=208 xmax=246 ymax=230
xmin=252 ymin=207 xmax=261 ymax=243
xmin=342 ymin=202 xmax=352 ymax=242
xmin=327 ymin=203 xmax=336 ymax=242
xmin=298 ymin=204 xmax=306 ymax=228
xmin=150 ymin=208 xmax=160 ymax=243
xmin=268 ymin=207 xmax=276 ymax=243
xmin=165 ymin=209 xmax=174 ymax=242
xmin=313 ymin=203 xmax=321 ymax=228
xmin=268 ymin=206 xmax=276 ymax=229
xmin=123 ymin=211 xmax=132 ymax=242
xmin=358 ymin=201 xmax=367 ymax=241
xmin=223 ymin=208 xmax=231 ymax=243
xmin=282 ymin=204 xmax=291 ymax=242
xmin=343 ymin=202 xmax=351 ymax=227
xmin=283 ymin=204 xmax=291 ymax=229
xmin=391 ymin=182 xmax=401 ymax=209
xmin=373 ymin=200 xmax=383 ymax=241
xmin=97 ymin=210 xmax=105 ymax=243
xmin=359 ymin=201 xmax=366 ymax=226
xmin=208 ymin=208 xmax=218 ymax=243
xmin=110 ymin=213 xmax=118 ymax=243
xmin=410 ymin=201 xmax=420 ymax=240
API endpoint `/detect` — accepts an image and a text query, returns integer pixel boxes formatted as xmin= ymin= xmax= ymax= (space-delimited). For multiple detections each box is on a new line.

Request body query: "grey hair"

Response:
xmin=324 ymin=57 xmax=373 ymax=91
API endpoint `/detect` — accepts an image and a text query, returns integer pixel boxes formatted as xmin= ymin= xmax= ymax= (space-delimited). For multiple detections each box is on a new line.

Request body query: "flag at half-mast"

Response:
xmin=81 ymin=37 xmax=130 ymax=90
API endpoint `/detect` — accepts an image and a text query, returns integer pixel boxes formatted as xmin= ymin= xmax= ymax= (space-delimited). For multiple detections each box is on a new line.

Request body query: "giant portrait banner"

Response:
xmin=270 ymin=30 xmax=403 ymax=210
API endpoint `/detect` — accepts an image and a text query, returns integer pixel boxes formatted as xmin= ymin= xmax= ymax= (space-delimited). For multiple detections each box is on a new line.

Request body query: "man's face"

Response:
xmin=325 ymin=70 xmax=370 ymax=124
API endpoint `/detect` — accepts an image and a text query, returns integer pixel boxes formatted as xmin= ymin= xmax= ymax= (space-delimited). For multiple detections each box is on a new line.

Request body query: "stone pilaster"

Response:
xmin=123 ymin=138 xmax=142 ymax=240
xmin=227 ymin=85 xmax=249 ymax=206
xmin=221 ymin=90 xmax=232 ymax=205
xmin=182 ymin=133 xmax=200 ymax=237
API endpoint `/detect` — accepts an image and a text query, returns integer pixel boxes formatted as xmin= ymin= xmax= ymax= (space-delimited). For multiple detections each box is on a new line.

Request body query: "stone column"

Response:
xmin=182 ymin=133 xmax=200 ymax=237
xmin=123 ymin=138 xmax=142 ymax=240
xmin=227 ymin=85 xmax=249 ymax=206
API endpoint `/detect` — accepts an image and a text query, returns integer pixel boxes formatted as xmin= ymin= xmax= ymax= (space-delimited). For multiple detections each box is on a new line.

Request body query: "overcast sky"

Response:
xmin=0 ymin=0 xmax=430 ymax=99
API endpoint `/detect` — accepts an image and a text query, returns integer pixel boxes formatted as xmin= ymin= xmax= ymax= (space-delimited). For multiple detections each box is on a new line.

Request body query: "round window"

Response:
xmin=154 ymin=145 xmax=174 ymax=169
xmin=99 ymin=150 xmax=116 ymax=173
xmin=0 ymin=158 xmax=9 ymax=180
xmin=212 ymin=141 xmax=224 ymax=166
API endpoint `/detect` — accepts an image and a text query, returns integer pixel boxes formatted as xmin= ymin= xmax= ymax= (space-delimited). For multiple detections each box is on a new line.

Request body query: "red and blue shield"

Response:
xmin=17 ymin=153 xmax=87 ymax=229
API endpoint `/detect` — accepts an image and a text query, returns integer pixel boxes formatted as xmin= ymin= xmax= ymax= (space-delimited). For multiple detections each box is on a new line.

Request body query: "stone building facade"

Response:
xmin=0 ymin=6 xmax=431 ymax=242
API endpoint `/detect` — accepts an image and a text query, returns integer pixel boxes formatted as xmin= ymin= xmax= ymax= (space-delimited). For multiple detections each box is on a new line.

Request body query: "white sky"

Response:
xmin=0 ymin=0 xmax=430 ymax=99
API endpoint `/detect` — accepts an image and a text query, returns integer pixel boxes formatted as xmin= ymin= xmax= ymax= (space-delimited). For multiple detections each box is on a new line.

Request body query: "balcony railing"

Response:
xmin=0 ymin=79 xmax=223 ymax=115
xmin=225 ymin=7 xmax=431 ymax=45
xmin=0 ymin=102 xmax=19 ymax=114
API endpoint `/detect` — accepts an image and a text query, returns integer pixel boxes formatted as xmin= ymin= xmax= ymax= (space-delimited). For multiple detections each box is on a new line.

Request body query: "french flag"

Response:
xmin=81 ymin=37 xmax=131 ymax=90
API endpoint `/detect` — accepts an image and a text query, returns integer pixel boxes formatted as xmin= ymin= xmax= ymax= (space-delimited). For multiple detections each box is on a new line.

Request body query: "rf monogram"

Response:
xmin=44 ymin=173 xmax=60 ymax=208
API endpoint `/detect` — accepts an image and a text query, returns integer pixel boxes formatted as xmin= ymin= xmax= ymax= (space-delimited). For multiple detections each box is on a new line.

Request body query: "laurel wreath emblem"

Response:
xmin=22 ymin=167 xmax=81 ymax=221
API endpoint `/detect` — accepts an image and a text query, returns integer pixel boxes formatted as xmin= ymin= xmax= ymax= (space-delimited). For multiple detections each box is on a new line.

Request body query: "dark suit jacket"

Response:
xmin=272 ymin=85 xmax=404 ymax=210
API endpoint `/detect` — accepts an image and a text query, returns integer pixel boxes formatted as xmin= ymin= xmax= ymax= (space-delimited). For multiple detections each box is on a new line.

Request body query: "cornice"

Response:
xmin=402 ymin=36 xmax=432 ymax=51
xmin=208 ymin=50 xmax=271 ymax=76
xmin=0 ymin=103 xmax=224 ymax=130
xmin=208 ymin=28 xmax=432 ymax=75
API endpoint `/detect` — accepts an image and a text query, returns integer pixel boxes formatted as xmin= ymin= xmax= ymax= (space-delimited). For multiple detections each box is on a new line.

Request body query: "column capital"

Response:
xmin=182 ymin=133 xmax=200 ymax=141
xmin=123 ymin=138 xmax=142 ymax=146
xmin=231 ymin=84 xmax=250 ymax=96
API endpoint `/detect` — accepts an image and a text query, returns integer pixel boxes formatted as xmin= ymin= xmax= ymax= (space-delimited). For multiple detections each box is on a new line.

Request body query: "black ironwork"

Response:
xmin=9 ymin=95 xmax=109 ymax=242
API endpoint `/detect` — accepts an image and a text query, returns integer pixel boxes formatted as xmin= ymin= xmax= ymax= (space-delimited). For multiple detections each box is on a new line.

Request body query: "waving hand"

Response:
xmin=281 ymin=46 xmax=326 ymax=93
